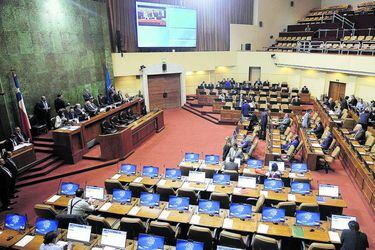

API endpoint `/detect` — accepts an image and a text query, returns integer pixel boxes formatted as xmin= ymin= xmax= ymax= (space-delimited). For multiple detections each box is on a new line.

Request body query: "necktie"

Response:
xmin=1 ymin=166 xmax=12 ymax=178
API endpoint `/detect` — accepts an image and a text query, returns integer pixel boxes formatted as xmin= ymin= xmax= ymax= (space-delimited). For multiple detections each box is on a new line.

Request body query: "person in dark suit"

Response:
xmin=358 ymin=109 xmax=371 ymax=130
xmin=241 ymin=100 xmax=250 ymax=117
xmin=340 ymin=221 xmax=369 ymax=250
xmin=74 ymin=104 xmax=89 ymax=121
xmin=259 ymin=109 xmax=269 ymax=140
xmin=97 ymin=93 xmax=107 ymax=107
xmin=248 ymin=112 xmax=258 ymax=131
xmin=354 ymin=124 xmax=366 ymax=145
xmin=311 ymin=121 xmax=324 ymax=139
xmin=0 ymin=158 xmax=13 ymax=211
xmin=222 ymin=137 xmax=232 ymax=161
xmin=84 ymin=100 xmax=99 ymax=117
xmin=5 ymin=134 xmax=18 ymax=151
xmin=54 ymin=94 xmax=68 ymax=113
xmin=83 ymin=89 xmax=93 ymax=102
xmin=321 ymin=131 xmax=333 ymax=150
xmin=301 ymin=86 xmax=309 ymax=93
xmin=14 ymin=126 xmax=29 ymax=144
xmin=35 ymin=96 xmax=52 ymax=129
xmin=341 ymin=96 xmax=349 ymax=110
xmin=224 ymin=157 xmax=238 ymax=171
xmin=2 ymin=151 xmax=18 ymax=198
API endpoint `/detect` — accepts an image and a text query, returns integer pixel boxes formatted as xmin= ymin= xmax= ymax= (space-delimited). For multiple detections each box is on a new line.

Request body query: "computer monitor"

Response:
xmin=140 ymin=192 xmax=160 ymax=207
xmin=185 ymin=153 xmax=199 ymax=163
xmin=112 ymin=189 xmax=132 ymax=204
xmin=4 ymin=214 xmax=27 ymax=231
xmin=137 ymin=234 xmax=164 ymax=250
xmin=168 ymin=196 xmax=190 ymax=211
xmin=205 ymin=154 xmax=220 ymax=164
xmin=229 ymin=203 xmax=252 ymax=219
xmin=261 ymin=207 xmax=285 ymax=223
xmin=198 ymin=200 xmax=220 ymax=215
xmin=35 ymin=218 xmax=58 ymax=235
xmin=268 ymin=161 xmax=285 ymax=172
xmin=217 ymin=246 xmax=240 ymax=250
xmin=264 ymin=178 xmax=283 ymax=191
xmin=291 ymin=163 xmax=308 ymax=173
xmin=101 ymin=228 xmax=127 ymax=249
xmin=212 ymin=174 xmax=231 ymax=185
xmin=237 ymin=176 xmax=257 ymax=189
xmin=165 ymin=168 xmax=181 ymax=179
xmin=67 ymin=223 xmax=91 ymax=243
xmin=176 ymin=239 xmax=204 ymax=250
xmin=247 ymin=159 xmax=263 ymax=169
xmin=296 ymin=211 xmax=320 ymax=226
xmin=318 ymin=184 xmax=339 ymax=198
xmin=331 ymin=215 xmax=357 ymax=230
xmin=291 ymin=182 xmax=311 ymax=194
xmin=120 ymin=164 xmax=137 ymax=175
xmin=85 ymin=185 xmax=105 ymax=200
xmin=188 ymin=171 xmax=205 ymax=183
xmin=142 ymin=166 xmax=159 ymax=178
xmin=60 ymin=182 xmax=79 ymax=196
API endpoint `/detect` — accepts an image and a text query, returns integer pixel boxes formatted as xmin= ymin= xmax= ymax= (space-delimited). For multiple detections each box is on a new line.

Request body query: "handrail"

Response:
xmin=332 ymin=13 xmax=355 ymax=29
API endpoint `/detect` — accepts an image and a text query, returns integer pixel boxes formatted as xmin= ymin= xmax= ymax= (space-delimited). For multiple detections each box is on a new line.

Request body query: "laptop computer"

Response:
xmin=35 ymin=218 xmax=58 ymax=235
xmin=165 ymin=168 xmax=182 ymax=180
xmin=261 ymin=207 xmax=285 ymax=223
xmin=137 ymin=234 xmax=164 ymax=250
xmin=142 ymin=166 xmax=159 ymax=178
xmin=198 ymin=199 xmax=220 ymax=215
xmin=268 ymin=161 xmax=285 ymax=172
xmin=67 ymin=223 xmax=92 ymax=244
xmin=140 ymin=192 xmax=160 ymax=207
xmin=176 ymin=239 xmax=204 ymax=250
xmin=331 ymin=214 xmax=357 ymax=231
xmin=168 ymin=196 xmax=190 ymax=211
xmin=247 ymin=159 xmax=263 ymax=169
xmin=4 ymin=214 xmax=27 ymax=231
xmin=229 ymin=203 xmax=252 ymax=219
xmin=60 ymin=182 xmax=79 ymax=196
xmin=291 ymin=163 xmax=308 ymax=173
xmin=296 ymin=211 xmax=320 ymax=226
xmin=205 ymin=155 xmax=220 ymax=165
xmin=120 ymin=164 xmax=137 ymax=175
xmin=237 ymin=176 xmax=257 ymax=189
xmin=112 ymin=189 xmax=132 ymax=204
xmin=101 ymin=228 xmax=127 ymax=249
xmin=318 ymin=184 xmax=339 ymax=198
xmin=290 ymin=182 xmax=311 ymax=194
xmin=188 ymin=171 xmax=205 ymax=183
xmin=212 ymin=174 xmax=231 ymax=185
xmin=85 ymin=185 xmax=105 ymax=200
xmin=185 ymin=153 xmax=199 ymax=163
xmin=264 ymin=178 xmax=284 ymax=191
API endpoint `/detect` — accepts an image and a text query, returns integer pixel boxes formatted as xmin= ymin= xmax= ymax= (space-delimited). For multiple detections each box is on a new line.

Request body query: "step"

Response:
xmin=33 ymin=140 xmax=54 ymax=148
xmin=18 ymin=152 xmax=55 ymax=174
xmin=34 ymin=146 xmax=54 ymax=153
xmin=19 ymin=156 xmax=61 ymax=174
xmin=17 ymin=159 xmax=65 ymax=181
xmin=182 ymin=106 xmax=219 ymax=124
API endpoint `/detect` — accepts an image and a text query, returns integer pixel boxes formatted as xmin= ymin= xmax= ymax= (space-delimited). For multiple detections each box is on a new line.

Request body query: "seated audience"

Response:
xmin=310 ymin=121 xmax=324 ymax=139
xmin=67 ymin=188 xmax=96 ymax=216
xmin=239 ymin=135 xmax=252 ymax=154
xmin=321 ymin=131 xmax=333 ymax=150
xmin=97 ymin=93 xmax=107 ymax=107
xmin=353 ymin=124 xmax=366 ymax=145
xmin=40 ymin=231 xmax=67 ymax=250
xmin=328 ymin=98 xmax=335 ymax=111
xmin=279 ymin=114 xmax=291 ymax=133
xmin=267 ymin=163 xmax=282 ymax=179
xmin=82 ymin=89 xmax=93 ymax=102
xmin=349 ymin=95 xmax=358 ymax=108
xmin=340 ymin=221 xmax=369 ymax=250
xmin=226 ymin=143 xmax=243 ymax=162
xmin=282 ymin=135 xmax=299 ymax=151
xmin=14 ymin=126 xmax=29 ymax=144
xmin=356 ymin=98 xmax=366 ymax=112
xmin=54 ymin=110 xmax=69 ymax=129
xmin=74 ymin=104 xmax=89 ymax=121
xmin=84 ymin=99 xmax=99 ymax=117
xmin=301 ymin=86 xmax=309 ymax=93
xmin=223 ymin=157 xmax=239 ymax=171
xmin=291 ymin=96 xmax=301 ymax=106
xmin=241 ymin=100 xmax=250 ymax=117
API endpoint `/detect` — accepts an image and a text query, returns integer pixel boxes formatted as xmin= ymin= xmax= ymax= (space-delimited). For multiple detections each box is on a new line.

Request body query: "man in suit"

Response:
xmin=2 ymin=151 xmax=18 ymax=198
xmin=311 ymin=121 xmax=324 ymax=139
xmin=321 ymin=131 xmax=333 ymax=150
xmin=14 ymin=126 xmax=29 ymax=144
xmin=224 ymin=157 xmax=239 ymax=171
xmin=247 ymin=112 xmax=258 ymax=131
xmin=54 ymin=94 xmax=68 ymax=113
xmin=83 ymin=89 xmax=93 ymax=102
xmin=241 ymin=100 xmax=250 ymax=118
xmin=67 ymin=188 xmax=96 ymax=216
xmin=301 ymin=110 xmax=311 ymax=129
xmin=5 ymin=134 xmax=18 ymax=151
xmin=74 ymin=104 xmax=89 ymax=121
xmin=35 ymin=96 xmax=52 ymax=129
xmin=340 ymin=221 xmax=369 ymax=250
xmin=301 ymin=86 xmax=309 ymax=93
xmin=259 ymin=109 xmax=269 ymax=140
xmin=0 ymin=158 xmax=13 ymax=211
xmin=279 ymin=114 xmax=291 ymax=133
xmin=84 ymin=100 xmax=99 ymax=117
xmin=341 ymin=96 xmax=349 ymax=110
xmin=358 ymin=109 xmax=371 ymax=130
xmin=354 ymin=124 xmax=366 ymax=145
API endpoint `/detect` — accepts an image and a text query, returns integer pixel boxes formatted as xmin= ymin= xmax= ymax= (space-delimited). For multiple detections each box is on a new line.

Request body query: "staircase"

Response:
xmin=182 ymin=96 xmax=220 ymax=124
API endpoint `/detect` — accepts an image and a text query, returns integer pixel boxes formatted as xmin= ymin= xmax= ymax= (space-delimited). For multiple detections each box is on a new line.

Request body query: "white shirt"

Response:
xmin=67 ymin=197 xmax=95 ymax=216
xmin=39 ymin=243 xmax=63 ymax=250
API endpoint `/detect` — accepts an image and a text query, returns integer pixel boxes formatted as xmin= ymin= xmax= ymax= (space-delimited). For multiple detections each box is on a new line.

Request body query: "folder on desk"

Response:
xmin=292 ymin=226 xmax=304 ymax=238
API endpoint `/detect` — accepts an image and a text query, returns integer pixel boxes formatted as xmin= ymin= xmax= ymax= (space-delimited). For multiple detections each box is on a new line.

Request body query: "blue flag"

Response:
xmin=105 ymin=67 xmax=111 ymax=103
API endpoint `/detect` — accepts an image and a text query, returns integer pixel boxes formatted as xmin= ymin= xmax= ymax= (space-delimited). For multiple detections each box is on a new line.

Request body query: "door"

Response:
xmin=148 ymin=74 xmax=181 ymax=111
xmin=328 ymin=81 xmax=346 ymax=101
xmin=249 ymin=67 xmax=261 ymax=82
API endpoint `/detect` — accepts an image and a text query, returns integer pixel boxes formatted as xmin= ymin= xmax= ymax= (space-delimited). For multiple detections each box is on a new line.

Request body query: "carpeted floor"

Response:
xmin=2 ymin=108 xmax=374 ymax=248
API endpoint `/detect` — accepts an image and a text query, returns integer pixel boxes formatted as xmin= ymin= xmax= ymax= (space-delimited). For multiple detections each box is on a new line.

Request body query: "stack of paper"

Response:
xmin=288 ymin=194 xmax=296 ymax=201
xmin=133 ymin=177 xmax=143 ymax=183
xmin=47 ymin=195 xmax=61 ymax=203
xmin=111 ymin=174 xmax=121 ymax=180
xmin=158 ymin=179 xmax=167 ymax=186
xmin=100 ymin=203 xmax=112 ymax=211
xmin=328 ymin=231 xmax=341 ymax=243
xmin=128 ymin=206 xmax=141 ymax=216
xmin=159 ymin=210 xmax=171 ymax=220
xmin=257 ymin=224 xmax=269 ymax=234
xmin=14 ymin=235 xmax=35 ymax=247
xmin=190 ymin=215 xmax=201 ymax=224
xmin=223 ymin=218 xmax=233 ymax=229
xmin=207 ymin=184 xmax=215 ymax=192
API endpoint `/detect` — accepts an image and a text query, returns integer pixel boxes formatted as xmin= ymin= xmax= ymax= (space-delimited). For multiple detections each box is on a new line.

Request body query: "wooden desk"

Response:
xmin=297 ymin=127 xmax=323 ymax=170
xmin=197 ymin=94 xmax=217 ymax=106
xmin=299 ymin=93 xmax=311 ymax=103
xmin=207 ymin=183 xmax=234 ymax=194
xmin=97 ymin=197 xmax=137 ymax=216
xmin=133 ymin=176 xmax=161 ymax=186
xmin=93 ymin=237 xmax=136 ymax=250
xmin=0 ymin=227 xmax=33 ymax=248
xmin=44 ymin=194 xmax=72 ymax=208
xmin=127 ymin=205 xmax=165 ymax=219
xmin=258 ymin=186 xmax=290 ymax=202
xmin=181 ymin=181 xmax=208 ymax=191
xmin=220 ymin=109 xmax=241 ymax=123
xmin=12 ymin=230 xmax=65 ymax=250
xmin=200 ymin=163 xmax=223 ymax=172
xmin=255 ymin=214 xmax=294 ymax=237
xmin=57 ymin=234 xmax=100 ymax=250
xmin=157 ymin=179 xmax=184 ymax=189
xmin=189 ymin=213 xmax=224 ymax=228
xmin=114 ymin=173 xmax=139 ymax=184
xmin=289 ymin=217 xmax=331 ymax=242
xmin=232 ymin=186 xmax=260 ymax=199
xmin=11 ymin=144 xmax=36 ymax=170
xmin=213 ymin=100 xmax=225 ymax=113
xmin=222 ymin=217 xmax=258 ymax=233
xmin=158 ymin=209 xmax=193 ymax=224
xmin=288 ymin=193 xmax=317 ymax=204
xmin=178 ymin=161 xmax=202 ymax=169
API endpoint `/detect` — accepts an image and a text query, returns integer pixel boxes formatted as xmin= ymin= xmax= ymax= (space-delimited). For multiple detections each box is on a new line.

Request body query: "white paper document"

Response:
xmin=133 ymin=177 xmax=143 ymax=183
xmin=288 ymin=173 xmax=296 ymax=178
xmin=257 ymin=224 xmax=269 ymax=234
xmin=207 ymin=184 xmax=215 ymax=192
xmin=328 ymin=231 xmax=341 ymax=243
xmin=128 ymin=206 xmax=141 ymax=216
xmin=111 ymin=174 xmax=121 ymax=180
xmin=47 ymin=195 xmax=61 ymax=203
xmin=56 ymin=241 xmax=68 ymax=247
xmin=311 ymin=143 xmax=322 ymax=148
xmin=158 ymin=179 xmax=167 ymax=186
xmin=14 ymin=235 xmax=35 ymax=247
xmin=159 ymin=210 xmax=171 ymax=220
xmin=243 ymin=168 xmax=252 ymax=174
xmin=233 ymin=187 xmax=242 ymax=194
xmin=0 ymin=231 xmax=2 ymax=235
xmin=100 ymin=203 xmax=112 ymax=211
xmin=288 ymin=194 xmax=296 ymax=201
xmin=190 ymin=215 xmax=201 ymax=224
xmin=260 ymin=190 xmax=268 ymax=198
xmin=223 ymin=218 xmax=233 ymax=229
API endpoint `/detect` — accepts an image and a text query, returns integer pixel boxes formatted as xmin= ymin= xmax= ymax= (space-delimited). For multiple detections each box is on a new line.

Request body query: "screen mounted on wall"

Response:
xmin=136 ymin=1 xmax=197 ymax=48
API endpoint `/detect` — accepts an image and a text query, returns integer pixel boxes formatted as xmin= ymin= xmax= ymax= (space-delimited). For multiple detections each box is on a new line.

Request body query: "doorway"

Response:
xmin=328 ymin=81 xmax=346 ymax=101
xmin=249 ymin=67 xmax=261 ymax=82
xmin=147 ymin=74 xmax=181 ymax=111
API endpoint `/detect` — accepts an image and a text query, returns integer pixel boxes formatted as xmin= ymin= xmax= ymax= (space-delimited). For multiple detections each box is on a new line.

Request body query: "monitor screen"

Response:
xmin=296 ymin=211 xmax=320 ymax=226
xmin=176 ymin=239 xmax=204 ymax=250
xmin=188 ymin=171 xmax=205 ymax=183
xmin=35 ymin=218 xmax=58 ymax=235
xmin=291 ymin=163 xmax=308 ymax=173
xmin=198 ymin=200 xmax=220 ymax=215
xmin=140 ymin=192 xmax=160 ymax=207
xmin=120 ymin=164 xmax=137 ymax=175
xmin=247 ymin=159 xmax=263 ymax=169
xmin=318 ymin=184 xmax=339 ymax=198
xmin=85 ymin=185 xmax=105 ymax=200
xmin=112 ymin=189 xmax=132 ymax=204
xmin=229 ymin=203 xmax=252 ymax=219
xmin=67 ymin=223 xmax=91 ymax=243
xmin=264 ymin=178 xmax=283 ymax=191
xmin=237 ymin=176 xmax=257 ymax=189
xmin=213 ymin=174 xmax=231 ymax=185
xmin=205 ymin=155 xmax=220 ymax=164
xmin=185 ymin=153 xmax=199 ymax=162
xmin=165 ymin=168 xmax=181 ymax=179
xmin=142 ymin=166 xmax=159 ymax=178
xmin=261 ymin=207 xmax=285 ymax=223
xmin=60 ymin=182 xmax=79 ymax=196
xmin=331 ymin=214 xmax=357 ymax=230
xmin=168 ymin=196 xmax=190 ymax=211
xmin=291 ymin=182 xmax=311 ymax=194
xmin=135 ymin=2 xmax=197 ymax=48
xmin=268 ymin=161 xmax=285 ymax=172
xmin=137 ymin=234 xmax=165 ymax=250
xmin=5 ymin=214 xmax=27 ymax=231
xmin=101 ymin=228 xmax=127 ymax=249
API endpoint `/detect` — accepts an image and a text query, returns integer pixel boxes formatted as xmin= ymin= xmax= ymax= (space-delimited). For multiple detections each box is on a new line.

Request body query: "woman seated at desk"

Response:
xmin=267 ymin=163 xmax=282 ymax=179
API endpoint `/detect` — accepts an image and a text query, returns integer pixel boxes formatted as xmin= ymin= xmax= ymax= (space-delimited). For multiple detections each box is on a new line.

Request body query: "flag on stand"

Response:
xmin=12 ymin=72 xmax=32 ymax=140
xmin=105 ymin=67 xmax=111 ymax=103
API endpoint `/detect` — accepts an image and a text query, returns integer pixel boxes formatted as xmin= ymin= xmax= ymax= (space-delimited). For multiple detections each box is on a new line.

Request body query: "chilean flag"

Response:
xmin=12 ymin=72 xmax=32 ymax=140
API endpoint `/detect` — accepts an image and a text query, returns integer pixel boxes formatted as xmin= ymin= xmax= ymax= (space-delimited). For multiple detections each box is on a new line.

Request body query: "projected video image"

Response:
xmin=137 ymin=5 xmax=167 ymax=27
